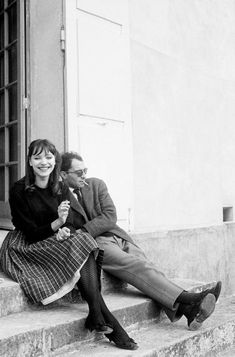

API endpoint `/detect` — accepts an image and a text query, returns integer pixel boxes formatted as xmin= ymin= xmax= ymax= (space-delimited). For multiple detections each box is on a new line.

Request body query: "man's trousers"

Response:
xmin=96 ymin=235 xmax=184 ymax=322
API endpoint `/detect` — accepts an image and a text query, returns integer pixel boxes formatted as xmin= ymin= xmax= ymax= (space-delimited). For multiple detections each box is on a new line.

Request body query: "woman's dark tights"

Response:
xmin=78 ymin=253 xmax=131 ymax=342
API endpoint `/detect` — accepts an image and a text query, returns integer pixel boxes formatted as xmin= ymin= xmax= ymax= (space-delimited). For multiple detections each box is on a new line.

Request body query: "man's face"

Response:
xmin=64 ymin=159 xmax=87 ymax=188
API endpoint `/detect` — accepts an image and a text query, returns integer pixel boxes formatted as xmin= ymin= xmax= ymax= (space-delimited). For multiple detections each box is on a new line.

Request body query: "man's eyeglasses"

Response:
xmin=66 ymin=168 xmax=88 ymax=177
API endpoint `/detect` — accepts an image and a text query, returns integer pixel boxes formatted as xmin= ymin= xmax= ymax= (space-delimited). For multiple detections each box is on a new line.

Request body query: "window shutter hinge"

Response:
xmin=60 ymin=26 xmax=65 ymax=52
xmin=23 ymin=97 xmax=30 ymax=110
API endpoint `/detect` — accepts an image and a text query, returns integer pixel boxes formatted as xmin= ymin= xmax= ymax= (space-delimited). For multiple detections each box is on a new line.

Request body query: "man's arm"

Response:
xmin=82 ymin=179 xmax=117 ymax=237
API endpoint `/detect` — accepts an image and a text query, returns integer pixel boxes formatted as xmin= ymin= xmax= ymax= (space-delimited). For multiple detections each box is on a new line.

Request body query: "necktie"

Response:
xmin=73 ymin=188 xmax=84 ymax=206
xmin=73 ymin=188 xmax=89 ymax=219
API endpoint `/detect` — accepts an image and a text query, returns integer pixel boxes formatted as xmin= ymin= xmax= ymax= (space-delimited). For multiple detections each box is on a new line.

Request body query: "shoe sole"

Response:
xmin=106 ymin=337 xmax=139 ymax=350
xmin=214 ymin=281 xmax=222 ymax=301
xmin=188 ymin=293 xmax=216 ymax=331
xmin=95 ymin=326 xmax=113 ymax=334
xmin=114 ymin=343 xmax=139 ymax=350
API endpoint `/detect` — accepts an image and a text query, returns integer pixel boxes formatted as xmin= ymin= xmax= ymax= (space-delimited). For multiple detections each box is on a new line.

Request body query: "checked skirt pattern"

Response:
xmin=0 ymin=230 xmax=103 ymax=303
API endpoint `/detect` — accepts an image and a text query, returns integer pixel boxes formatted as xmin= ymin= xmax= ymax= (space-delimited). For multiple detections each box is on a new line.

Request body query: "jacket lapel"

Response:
xmin=69 ymin=190 xmax=88 ymax=220
xmin=80 ymin=184 xmax=92 ymax=214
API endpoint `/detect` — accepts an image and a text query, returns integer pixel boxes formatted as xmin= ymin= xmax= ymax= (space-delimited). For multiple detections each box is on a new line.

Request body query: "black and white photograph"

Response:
xmin=0 ymin=1 xmax=234 ymax=356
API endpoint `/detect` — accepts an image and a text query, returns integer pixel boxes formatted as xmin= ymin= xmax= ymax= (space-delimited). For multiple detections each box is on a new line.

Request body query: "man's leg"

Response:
xmin=96 ymin=235 xmax=183 ymax=321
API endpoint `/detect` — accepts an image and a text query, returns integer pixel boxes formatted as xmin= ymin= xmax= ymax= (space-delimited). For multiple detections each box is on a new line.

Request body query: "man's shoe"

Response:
xmin=200 ymin=281 xmax=222 ymax=302
xmin=187 ymin=293 xmax=216 ymax=331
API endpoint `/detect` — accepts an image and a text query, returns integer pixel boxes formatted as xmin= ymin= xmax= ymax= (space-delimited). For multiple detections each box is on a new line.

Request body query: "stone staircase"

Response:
xmin=0 ymin=269 xmax=234 ymax=357
xmin=53 ymin=295 xmax=235 ymax=357
xmin=1 ymin=229 xmax=235 ymax=356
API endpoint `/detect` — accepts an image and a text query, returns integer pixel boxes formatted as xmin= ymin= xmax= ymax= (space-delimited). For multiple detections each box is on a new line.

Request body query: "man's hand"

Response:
xmin=56 ymin=227 xmax=71 ymax=241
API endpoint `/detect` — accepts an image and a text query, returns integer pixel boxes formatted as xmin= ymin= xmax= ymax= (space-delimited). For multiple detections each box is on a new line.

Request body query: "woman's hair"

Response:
xmin=25 ymin=139 xmax=61 ymax=195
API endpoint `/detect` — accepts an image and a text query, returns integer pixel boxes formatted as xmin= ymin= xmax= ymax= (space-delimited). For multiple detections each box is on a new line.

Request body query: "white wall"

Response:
xmin=28 ymin=0 xmax=235 ymax=233
xmin=129 ymin=0 xmax=235 ymax=231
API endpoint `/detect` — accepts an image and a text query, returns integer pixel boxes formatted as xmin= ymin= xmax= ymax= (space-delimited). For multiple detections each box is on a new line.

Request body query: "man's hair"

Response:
xmin=60 ymin=151 xmax=83 ymax=172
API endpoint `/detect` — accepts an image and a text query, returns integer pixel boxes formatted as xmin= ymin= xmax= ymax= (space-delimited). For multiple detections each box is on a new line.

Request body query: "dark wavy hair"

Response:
xmin=60 ymin=151 xmax=83 ymax=172
xmin=25 ymin=139 xmax=61 ymax=195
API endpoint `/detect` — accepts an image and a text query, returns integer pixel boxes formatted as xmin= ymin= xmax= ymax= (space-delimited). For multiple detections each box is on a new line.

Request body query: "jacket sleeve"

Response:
xmin=9 ymin=188 xmax=55 ymax=244
xmin=83 ymin=179 xmax=117 ymax=237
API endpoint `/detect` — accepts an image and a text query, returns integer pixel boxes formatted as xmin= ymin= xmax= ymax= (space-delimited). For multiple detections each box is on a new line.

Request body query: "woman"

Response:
xmin=0 ymin=139 xmax=138 ymax=350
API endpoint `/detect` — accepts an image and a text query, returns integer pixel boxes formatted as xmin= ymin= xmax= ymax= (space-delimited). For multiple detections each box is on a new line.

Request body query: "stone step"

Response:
xmin=0 ymin=270 xmax=128 ymax=318
xmin=0 ymin=287 xmax=160 ymax=357
xmin=0 ymin=268 xmax=213 ymax=318
xmin=51 ymin=295 xmax=235 ymax=357
xmin=0 ymin=272 xmax=29 ymax=317
xmin=218 ymin=348 xmax=235 ymax=356
xmin=0 ymin=230 xmax=8 ymax=248
xmin=0 ymin=280 xmax=214 ymax=357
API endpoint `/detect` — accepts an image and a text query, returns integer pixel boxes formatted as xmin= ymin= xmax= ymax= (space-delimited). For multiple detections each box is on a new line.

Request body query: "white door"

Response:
xmin=65 ymin=0 xmax=133 ymax=231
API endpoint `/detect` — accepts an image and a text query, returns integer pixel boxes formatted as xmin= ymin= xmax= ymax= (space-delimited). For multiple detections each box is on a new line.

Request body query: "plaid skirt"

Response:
xmin=0 ymin=230 xmax=103 ymax=304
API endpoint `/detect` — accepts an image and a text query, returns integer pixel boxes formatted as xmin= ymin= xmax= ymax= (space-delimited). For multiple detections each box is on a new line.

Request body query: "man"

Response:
xmin=60 ymin=152 xmax=221 ymax=331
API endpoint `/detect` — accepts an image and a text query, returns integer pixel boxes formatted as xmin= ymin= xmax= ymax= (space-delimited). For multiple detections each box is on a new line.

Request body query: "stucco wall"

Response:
xmin=133 ymin=222 xmax=235 ymax=296
xmin=28 ymin=0 xmax=65 ymax=152
xmin=129 ymin=0 xmax=235 ymax=232
xmin=27 ymin=0 xmax=235 ymax=232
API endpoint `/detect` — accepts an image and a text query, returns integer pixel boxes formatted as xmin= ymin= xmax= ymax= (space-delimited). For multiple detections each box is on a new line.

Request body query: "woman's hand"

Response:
xmin=56 ymin=227 xmax=71 ymax=241
xmin=57 ymin=200 xmax=70 ymax=224
xmin=51 ymin=200 xmax=70 ymax=232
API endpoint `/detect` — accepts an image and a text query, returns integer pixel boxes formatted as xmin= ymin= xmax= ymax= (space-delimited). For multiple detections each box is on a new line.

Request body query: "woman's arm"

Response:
xmin=9 ymin=186 xmax=67 ymax=243
xmin=9 ymin=191 xmax=54 ymax=243
xmin=9 ymin=181 xmax=75 ymax=243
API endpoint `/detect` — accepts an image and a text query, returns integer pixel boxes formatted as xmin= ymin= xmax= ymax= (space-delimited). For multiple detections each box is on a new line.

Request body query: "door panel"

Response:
xmin=65 ymin=0 xmax=133 ymax=230
xmin=78 ymin=115 xmax=131 ymax=229
xmin=77 ymin=11 xmax=122 ymax=120
xmin=76 ymin=0 xmax=125 ymax=24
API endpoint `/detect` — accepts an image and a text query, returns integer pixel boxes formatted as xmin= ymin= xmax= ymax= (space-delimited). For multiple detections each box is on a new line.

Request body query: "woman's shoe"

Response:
xmin=105 ymin=333 xmax=139 ymax=350
xmin=92 ymin=324 xmax=113 ymax=334
xmin=85 ymin=315 xmax=113 ymax=334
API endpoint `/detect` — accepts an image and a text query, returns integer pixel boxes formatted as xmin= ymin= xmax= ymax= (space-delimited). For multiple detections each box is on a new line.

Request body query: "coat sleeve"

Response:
xmin=83 ymin=179 xmax=117 ymax=237
xmin=9 ymin=187 xmax=55 ymax=244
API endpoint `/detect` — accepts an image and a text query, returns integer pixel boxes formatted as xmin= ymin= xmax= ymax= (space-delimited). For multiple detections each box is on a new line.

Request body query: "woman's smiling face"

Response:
xmin=29 ymin=150 xmax=56 ymax=180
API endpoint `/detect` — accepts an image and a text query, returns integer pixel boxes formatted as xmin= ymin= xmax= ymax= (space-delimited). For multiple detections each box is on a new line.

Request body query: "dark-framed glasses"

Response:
xmin=66 ymin=168 xmax=88 ymax=177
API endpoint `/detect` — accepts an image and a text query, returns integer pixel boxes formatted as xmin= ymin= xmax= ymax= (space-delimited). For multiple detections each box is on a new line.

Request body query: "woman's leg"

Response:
xmin=98 ymin=293 xmax=138 ymax=350
xmin=78 ymin=253 xmax=138 ymax=350
xmin=78 ymin=253 xmax=111 ymax=333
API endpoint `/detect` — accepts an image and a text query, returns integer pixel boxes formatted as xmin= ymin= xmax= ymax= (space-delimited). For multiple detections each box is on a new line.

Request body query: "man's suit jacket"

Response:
xmin=69 ymin=177 xmax=134 ymax=244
